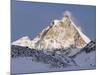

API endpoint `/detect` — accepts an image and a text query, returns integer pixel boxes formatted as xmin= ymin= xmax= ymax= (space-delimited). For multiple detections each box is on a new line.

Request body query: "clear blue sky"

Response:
xmin=11 ymin=0 xmax=96 ymax=41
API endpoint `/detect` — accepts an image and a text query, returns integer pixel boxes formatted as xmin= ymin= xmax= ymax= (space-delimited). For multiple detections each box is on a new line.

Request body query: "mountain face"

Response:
xmin=12 ymin=12 xmax=90 ymax=49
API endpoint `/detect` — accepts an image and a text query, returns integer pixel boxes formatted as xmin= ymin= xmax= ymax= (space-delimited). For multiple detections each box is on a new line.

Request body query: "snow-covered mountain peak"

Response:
xmin=12 ymin=12 xmax=91 ymax=49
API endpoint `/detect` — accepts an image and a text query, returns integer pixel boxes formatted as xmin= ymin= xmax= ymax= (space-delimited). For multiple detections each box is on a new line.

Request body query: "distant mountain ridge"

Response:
xmin=11 ymin=40 xmax=96 ymax=67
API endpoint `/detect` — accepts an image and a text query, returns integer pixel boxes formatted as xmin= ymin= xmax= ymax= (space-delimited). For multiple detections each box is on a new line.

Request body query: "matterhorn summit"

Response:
xmin=12 ymin=11 xmax=91 ymax=49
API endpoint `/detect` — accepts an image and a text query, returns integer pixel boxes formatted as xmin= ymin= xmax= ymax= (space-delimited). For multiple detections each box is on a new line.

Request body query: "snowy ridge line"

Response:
xmin=69 ymin=16 xmax=91 ymax=43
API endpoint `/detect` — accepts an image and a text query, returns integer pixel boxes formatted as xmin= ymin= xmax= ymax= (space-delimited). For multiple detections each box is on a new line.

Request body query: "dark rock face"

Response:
xmin=11 ymin=45 xmax=36 ymax=57
xmin=83 ymin=41 xmax=96 ymax=53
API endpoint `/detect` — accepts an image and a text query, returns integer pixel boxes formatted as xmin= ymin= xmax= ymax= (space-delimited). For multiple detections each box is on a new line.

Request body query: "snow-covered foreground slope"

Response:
xmin=11 ymin=51 xmax=95 ymax=74
xmin=11 ymin=41 xmax=96 ymax=74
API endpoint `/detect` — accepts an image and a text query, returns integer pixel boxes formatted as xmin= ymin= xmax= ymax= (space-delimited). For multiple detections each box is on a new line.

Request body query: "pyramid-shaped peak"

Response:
xmin=12 ymin=11 xmax=91 ymax=49
xmin=33 ymin=11 xmax=91 ymax=49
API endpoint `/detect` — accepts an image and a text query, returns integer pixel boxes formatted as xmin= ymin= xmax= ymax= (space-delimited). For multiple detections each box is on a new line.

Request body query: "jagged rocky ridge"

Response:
xmin=11 ymin=45 xmax=77 ymax=67
xmin=11 ymin=41 xmax=96 ymax=67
